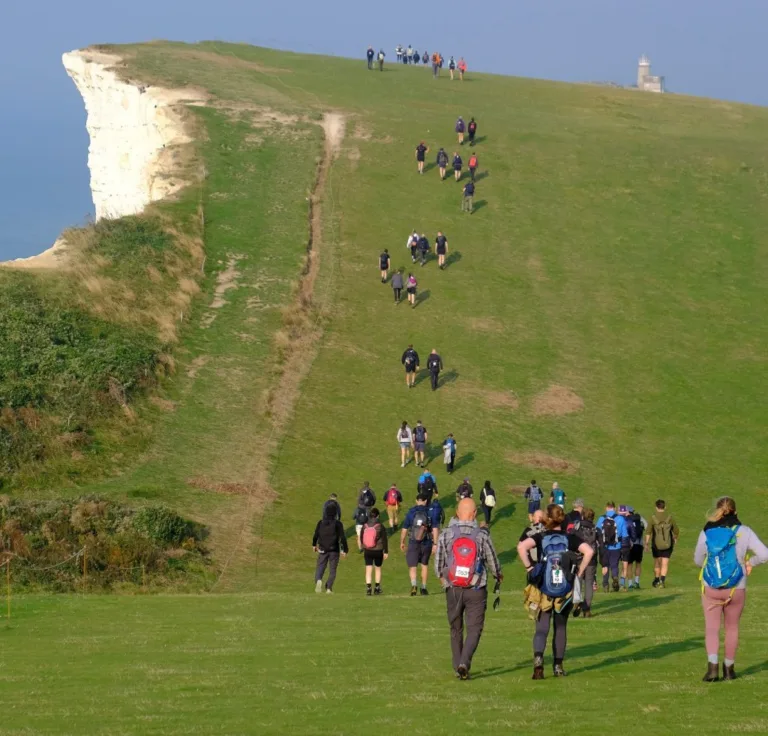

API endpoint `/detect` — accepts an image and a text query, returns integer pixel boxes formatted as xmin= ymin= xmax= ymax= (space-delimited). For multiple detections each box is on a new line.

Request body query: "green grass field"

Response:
xmin=3 ymin=41 xmax=768 ymax=733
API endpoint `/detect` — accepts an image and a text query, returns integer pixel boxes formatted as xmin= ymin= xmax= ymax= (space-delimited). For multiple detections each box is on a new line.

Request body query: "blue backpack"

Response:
xmin=539 ymin=533 xmax=573 ymax=598
xmin=702 ymin=526 xmax=743 ymax=589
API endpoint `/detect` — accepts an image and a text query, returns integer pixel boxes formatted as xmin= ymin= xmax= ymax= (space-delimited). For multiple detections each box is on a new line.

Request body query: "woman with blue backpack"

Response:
xmin=517 ymin=504 xmax=594 ymax=679
xmin=694 ymin=496 xmax=768 ymax=682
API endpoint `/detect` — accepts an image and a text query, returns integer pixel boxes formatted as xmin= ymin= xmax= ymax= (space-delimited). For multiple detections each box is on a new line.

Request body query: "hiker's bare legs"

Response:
xmin=420 ymin=564 xmax=429 ymax=586
xmin=454 ymin=170 xmax=460 ymax=181
xmin=660 ymin=558 xmax=670 ymax=577
xmin=374 ymin=566 xmax=382 ymax=584
xmin=365 ymin=565 xmax=373 ymax=584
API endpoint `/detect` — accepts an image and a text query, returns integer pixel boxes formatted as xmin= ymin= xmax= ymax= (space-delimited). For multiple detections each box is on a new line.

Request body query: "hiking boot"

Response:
xmin=457 ymin=664 xmax=469 ymax=680
xmin=703 ymin=663 xmax=719 ymax=682
xmin=366 ymin=587 xmax=372 ymax=596
xmin=612 ymin=578 xmax=620 ymax=592
xmin=602 ymin=585 xmax=609 ymax=594
xmin=532 ymin=655 xmax=544 ymax=680
xmin=583 ymin=609 xmax=592 ymax=618
xmin=660 ymin=580 xmax=666 ymax=589
xmin=420 ymin=587 xmax=429 ymax=596
xmin=722 ymin=664 xmax=737 ymax=681
xmin=573 ymin=604 xmax=581 ymax=618
xmin=315 ymin=580 xmax=323 ymax=593
xmin=553 ymin=664 xmax=567 ymax=677
xmin=374 ymin=585 xmax=382 ymax=596
xmin=326 ymin=588 xmax=333 ymax=594
xmin=410 ymin=586 xmax=418 ymax=597
xmin=652 ymin=578 xmax=660 ymax=588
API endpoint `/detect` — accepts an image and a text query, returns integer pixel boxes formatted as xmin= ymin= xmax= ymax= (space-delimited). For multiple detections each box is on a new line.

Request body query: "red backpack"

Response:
xmin=385 ymin=488 xmax=399 ymax=506
xmin=447 ymin=528 xmax=481 ymax=588
xmin=469 ymin=155 xmax=478 ymax=168
xmin=362 ymin=522 xmax=381 ymax=550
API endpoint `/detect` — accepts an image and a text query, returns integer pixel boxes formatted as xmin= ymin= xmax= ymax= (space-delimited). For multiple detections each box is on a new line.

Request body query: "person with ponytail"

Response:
xmin=694 ymin=496 xmax=768 ymax=682
xmin=518 ymin=504 xmax=594 ymax=679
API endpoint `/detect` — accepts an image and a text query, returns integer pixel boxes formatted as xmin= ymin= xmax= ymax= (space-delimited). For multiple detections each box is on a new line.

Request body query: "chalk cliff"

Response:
xmin=62 ymin=48 xmax=203 ymax=221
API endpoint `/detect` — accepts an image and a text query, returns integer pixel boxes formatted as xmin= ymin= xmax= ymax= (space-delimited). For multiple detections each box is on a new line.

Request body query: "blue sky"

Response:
xmin=2 ymin=0 xmax=765 ymax=258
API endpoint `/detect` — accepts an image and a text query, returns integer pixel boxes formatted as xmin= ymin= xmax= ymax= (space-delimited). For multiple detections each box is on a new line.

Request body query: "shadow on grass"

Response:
xmin=472 ymin=199 xmax=488 ymax=213
xmin=741 ymin=660 xmax=768 ymax=677
xmin=491 ymin=499 xmax=516 ymax=526
xmin=441 ymin=369 xmax=459 ymax=385
xmin=444 ymin=250 xmax=462 ymax=269
xmin=416 ymin=289 xmax=431 ymax=307
xmin=594 ymin=592 xmax=680 ymax=615
xmin=474 ymin=170 xmax=489 ymax=182
xmin=452 ymin=451 xmax=474 ymax=473
xmin=569 ymin=636 xmax=700 ymax=675
xmin=472 ymin=135 xmax=486 ymax=145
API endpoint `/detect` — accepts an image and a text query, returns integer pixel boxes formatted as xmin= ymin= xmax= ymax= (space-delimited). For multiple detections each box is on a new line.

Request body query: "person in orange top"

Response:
xmin=458 ymin=57 xmax=467 ymax=81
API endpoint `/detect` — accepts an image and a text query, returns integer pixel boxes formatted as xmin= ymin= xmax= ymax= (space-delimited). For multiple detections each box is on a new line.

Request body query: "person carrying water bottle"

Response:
xmin=694 ymin=496 xmax=768 ymax=682
xmin=517 ymin=504 xmax=594 ymax=679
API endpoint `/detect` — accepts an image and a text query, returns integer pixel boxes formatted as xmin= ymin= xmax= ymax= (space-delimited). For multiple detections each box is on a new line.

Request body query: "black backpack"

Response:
xmin=577 ymin=522 xmax=598 ymax=553
xmin=411 ymin=508 xmax=430 ymax=542
xmin=602 ymin=516 xmax=617 ymax=546
xmin=354 ymin=506 xmax=369 ymax=525
xmin=414 ymin=426 xmax=426 ymax=442
xmin=361 ymin=488 xmax=375 ymax=507
xmin=629 ymin=514 xmax=644 ymax=544
xmin=420 ymin=475 xmax=435 ymax=494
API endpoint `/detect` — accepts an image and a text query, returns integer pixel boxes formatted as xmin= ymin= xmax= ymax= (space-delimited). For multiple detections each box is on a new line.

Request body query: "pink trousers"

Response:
xmin=702 ymin=587 xmax=746 ymax=660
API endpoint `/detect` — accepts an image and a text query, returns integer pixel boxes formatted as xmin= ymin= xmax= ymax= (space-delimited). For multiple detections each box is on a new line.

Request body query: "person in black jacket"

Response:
xmin=313 ymin=506 xmax=348 ymax=593
xmin=322 ymin=493 xmax=341 ymax=522
xmin=401 ymin=344 xmax=420 ymax=388
xmin=427 ymin=349 xmax=443 ymax=390
xmin=479 ymin=480 xmax=496 ymax=526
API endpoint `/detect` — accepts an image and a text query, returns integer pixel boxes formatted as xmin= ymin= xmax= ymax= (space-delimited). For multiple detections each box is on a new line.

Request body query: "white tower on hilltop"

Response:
xmin=637 ymin=54 xmax=651 ymax=88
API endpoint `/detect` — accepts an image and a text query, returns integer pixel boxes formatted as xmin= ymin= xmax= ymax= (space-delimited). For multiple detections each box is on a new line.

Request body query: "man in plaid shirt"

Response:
xmin=434 ymin=498 xmax=502 ymax=680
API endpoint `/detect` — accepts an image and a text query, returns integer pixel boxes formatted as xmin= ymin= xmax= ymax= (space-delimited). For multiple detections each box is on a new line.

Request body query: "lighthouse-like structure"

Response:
xmin=637 ymin=55 xmax=664 ymax=93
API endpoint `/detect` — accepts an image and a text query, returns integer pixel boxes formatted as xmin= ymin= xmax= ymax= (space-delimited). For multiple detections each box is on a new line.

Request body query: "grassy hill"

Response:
xmin=2 ymin=41 xmax=768 ymax=733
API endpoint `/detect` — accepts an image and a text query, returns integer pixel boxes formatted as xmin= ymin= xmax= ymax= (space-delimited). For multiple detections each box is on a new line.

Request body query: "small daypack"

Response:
xmin=385 ymin=487 xmax=400 ymax=506
xmin=629 ymin=515 xmax=644 ymax=545
xmin=539 ymin=533 xmax=573 ymax=598
xmin=361 ymin=488 xmax=375 ymax=507
xmin=528 ymin=485 xmax=542 ymax=501
xmin=577 ymin=523 xmax=598 ymax=553
xmin=447 ymin=527 xmax=482 ymax=588
xmin=362 ymin=522 xmax=381 ymax=550
xmin=420 ymin=475 xmax=435 ymax=494
xmin=602 ymin=516 xmax=617 ymax=546
xmin=414 ymin=426 xmax=426 ymax=443
xmin=552 ymin=489 xmax=565 ymax=506
xmin=354 ymin=506 xmax=369 ymax=525
xmin=702 ymin=526 xmax=743 ymax=589
xmin=653 ymin=515 xmax=673 ymax=550
xmin=410 ymin=508 xmax=430 ymax=542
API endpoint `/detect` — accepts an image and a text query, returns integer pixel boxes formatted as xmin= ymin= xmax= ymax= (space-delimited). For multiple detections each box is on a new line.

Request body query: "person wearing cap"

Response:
xmin=565 ymin=499 xmax=584 ymax=532
xmin=456 ymin=477 xmax=474 ymax=503
xmin=617 ymin=504 xmax=633 ymax=591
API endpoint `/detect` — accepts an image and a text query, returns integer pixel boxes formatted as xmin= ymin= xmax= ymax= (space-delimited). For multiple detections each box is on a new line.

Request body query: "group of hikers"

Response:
xmin=400 ymin=345 xmax=444 ymax=390
xmin=314 ymin=489 xmax=767 ymax=682
xmin=366 ymin=46 xmax=467 ymax=79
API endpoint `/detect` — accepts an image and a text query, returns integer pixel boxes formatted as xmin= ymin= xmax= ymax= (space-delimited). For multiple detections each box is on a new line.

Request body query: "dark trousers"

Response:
xmin=481 ymin=503 xmax=491 ymax=525
xmin=603 ymin=548 xmax=620 ymax=580
xmin=315 ymin=551 xmax=339 ymax=590
xmin=393 ymin=287 xmax=401 ymax=302
xmin=367 ymin=59 xmax=373 ymax=69
xmin=448 ymin=452 xmax=455 ymax=472
xmin=534 ymin=608 xmax=570 ymax=662
xmin=430 ymin=370 xmax=439 ymax=390
xmin=469 ymin=167 xmax=476 ymax=181
xmin=446 ymin=587 xmax=487 ymax=671
xmin=581 ymin=564 xmax=596 ymax=610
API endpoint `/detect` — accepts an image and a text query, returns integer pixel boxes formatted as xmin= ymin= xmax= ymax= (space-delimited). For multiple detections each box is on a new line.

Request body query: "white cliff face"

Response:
xmin=63 ymin=48 xmax=203 ymax=221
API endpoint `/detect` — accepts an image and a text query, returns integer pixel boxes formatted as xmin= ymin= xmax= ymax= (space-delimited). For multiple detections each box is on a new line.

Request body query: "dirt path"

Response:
xmin=212 ymin=112 xmax=345 ymax=590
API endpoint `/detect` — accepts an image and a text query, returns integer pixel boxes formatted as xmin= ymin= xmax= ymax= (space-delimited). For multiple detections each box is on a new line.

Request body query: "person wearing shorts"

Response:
xmin=401 ymin=494 xmax=437 ymax=595
xmin=401 ymin=344 xmax=419 ymax=387
xmin=646 ymin=499 xmax=680 ymax=588
xmin=415 ymin=142 xmax=429 ymax=174
xmin=452 ymin=152 xmax=462 ymax=181
xmin=396 ymin=421 xmax=414 ymax=467
xmin=406 ymin=272 xmax=418 ymax=307
xmin=524 ymin=480 xmax=543 ymax=522
xmin=435 ymin=231 xmax=448 ymax=269
xmin=412 ymin=421 xmax=427 ymax=466
xmin=360 ymin=508 xmax=388 ymax=595
xmin=406 ymin=230 xmax=419 ymax=262
xmin=379 ymin=249 xmax=390 ymax=283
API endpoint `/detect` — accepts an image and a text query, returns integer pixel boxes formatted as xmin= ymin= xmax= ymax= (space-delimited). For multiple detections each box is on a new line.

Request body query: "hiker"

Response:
xmin=573 ymin=507 xmax=599 ymax=618
xmin=360 ymin=508 xmax=388 ymax=595
xmin=427 ymin=349 xmax=443 ymax=391
xmin=518 ymin=504 xmax=594 ymax=678
xmin=448 ymin=56 xmax=456 ymax=80
xmin=436 ymin=147 xmax=449 ymax=180
xmin=645 ymin=499 xmax=679 ymax=588
xmin=456 ymin=477 xmax=473 ymax=503
xmin=415 ymin=142 xmax=429 ymax=174
xmin=596 ymin=501 xmax=628 ymax=592
xmin=694 ymin=496 xmax=768 ymax=682
xmin=457 ymin=57 xmax=467 ymax=80
xmin=391 ymin=268 xmax=404 ymax=304
xmin=395 ymin=44 xmax=403 ymax=62
xmin=524 ymin=480 xmax=543 ymax=522
xmin=435 ymin=497 xmax=503 ymax=679
xmin=412 ymin=48 xmax=420 ymax=64
xmin=417 ymin=232 xmax=430 ymax=266
xmin=417 ymin=469 xmax=437 ymax=497
xmin=313 ymin=504 xmax=348 ymax=593
xmin=435 ymin=231 xmax=448 ymax=269
xmin=379 ymin=248 xmax=390 ymax=283
xmin=565 ymin=498 xmax=584 ymax=532
xmin=406 ymin=45 xmax=414 ymax=63
xmin=366 ymin=46 xmax=374 ymax=70
xmin=468 ymin=117 xmax=477 ymax=145
xmin=429 ymin=490 xmax=446 ymax=532
xmin=422 ymin=51 xmax=429 ymax=65
xmin=455 ymin=116 xmax=465 ymax=145
xmin=442 ymin=433 xmax=456 ymax=473
xmin=431 ymin=52 xmax=440 ymax=78
xmin=384 ymin=484 xmax=403 ymax=531
xmin=519 ymin=510 xmax=547 ymax=563
xmin=413 ymin=420 xmax=428 ymax=467
xmin=461 ymin=180 xmax=474 ymax=213
xmin=401 ymin=493 xmax=439 ymax=595
xmin=626 ymin=506 xmax=647 ymax=589
xmin=401 ymin=344 xmax=420 ymax=388
xmin=322 ymin=493 xmax=342 ymax=522
xmin=452 ymin=152 xmax=463 ymax=181
xmin=407 ymin=229 xmax=419 ymax=261
xmin=396 ymin=420 xmax=414 ymax=466
xmin=406 ymin=272 xmax=418 ymax=307
xmin=479 ymin=480 xmax=496 ymax=526
xmin=377 ymin=49 xmax=385 ymax=71
xmin=550 ymin=482 xmax=566 ymax=509
xmin=353 ymin=504 xmax=369 ymax=552
xmin=468 ymin=152 xmax=478 ymax=181
xmin=617 ymin=505 xmax=633 ymax=591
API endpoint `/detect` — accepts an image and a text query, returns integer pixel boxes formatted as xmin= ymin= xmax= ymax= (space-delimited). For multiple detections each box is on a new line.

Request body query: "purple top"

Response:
xmin=694 ymin=525 xmax=768 ymax=590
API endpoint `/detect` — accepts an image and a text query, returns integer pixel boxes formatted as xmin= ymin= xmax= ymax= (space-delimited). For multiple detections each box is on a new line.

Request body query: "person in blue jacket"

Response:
xmin=596 ymin=501 xmax=628 ymax=592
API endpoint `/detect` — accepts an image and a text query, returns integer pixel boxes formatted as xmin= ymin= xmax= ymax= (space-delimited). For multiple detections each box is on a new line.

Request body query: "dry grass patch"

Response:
xmin=456 ymin=384 xmax=518 ymax=411
xmin=507 ymin=451 xmax=580 ymax=474
xmin=531 ymin=384 xmax=584 ymax=416
xmin=467 ymin=316 xmax=505 ymax=333
xmin=187 ymin=477 xmax=278 ymax=504
xmin=149 ymin=396 xmax=177 ymax=412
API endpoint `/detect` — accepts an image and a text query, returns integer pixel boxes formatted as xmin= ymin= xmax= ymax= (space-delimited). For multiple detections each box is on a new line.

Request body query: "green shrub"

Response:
xmin=133 ymin=505 xmax=206 ymax=546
